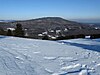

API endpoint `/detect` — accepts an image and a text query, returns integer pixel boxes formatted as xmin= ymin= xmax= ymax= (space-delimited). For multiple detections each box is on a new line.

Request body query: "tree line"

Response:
xmin=0 ymin=23 xmax=100 ymax=40
xmin=0 ymin=23 xmax=24 ymax=37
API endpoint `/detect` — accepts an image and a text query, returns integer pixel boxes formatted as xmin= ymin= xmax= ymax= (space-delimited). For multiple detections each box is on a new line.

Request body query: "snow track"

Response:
xmin=0 ymin=36 xmax=100 ymax=75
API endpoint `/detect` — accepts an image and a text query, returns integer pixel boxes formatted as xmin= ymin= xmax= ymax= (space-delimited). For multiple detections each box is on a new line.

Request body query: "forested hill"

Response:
xmin=0 ymin=17 xmax=91 ymax=30
xmin=0 ymin=17 xmax=100 ymax=39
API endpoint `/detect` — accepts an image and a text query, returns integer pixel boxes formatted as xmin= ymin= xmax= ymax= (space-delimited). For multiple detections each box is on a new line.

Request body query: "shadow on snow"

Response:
xmin=0 ymin=35 xmax=7 ymax=39
xmin=57 ymin=40 xmax=100 ymax=52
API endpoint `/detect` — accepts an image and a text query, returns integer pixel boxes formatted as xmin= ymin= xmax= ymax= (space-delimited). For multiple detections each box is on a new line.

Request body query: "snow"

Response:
xmin=7 ymin=28 xmax=15 ymax=31
xmin=85 ymin=36 xmax=90 ymax=39
xmin=61 ymin=64 xmax=82 ymax=73
xmin=79 ymin=70 xmax=88 ymax=75
xmin=96 ymin=63 xmax=100 ymax=67
xmin=42 ymin=32 xmax=48 ymax=35
xmin=0 ymin=35 xmax=100 ymax=75
xmin=44 ymin=56 xmax=57 ymax=60
xmin=38 ymin=34 xmax=43 ymax=37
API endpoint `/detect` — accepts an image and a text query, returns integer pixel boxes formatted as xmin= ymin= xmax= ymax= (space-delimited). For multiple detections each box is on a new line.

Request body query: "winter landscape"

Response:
xmin=0 ymin=35 xmax=100 ymax=75
xmin=0 ymin=0 xmax=100 ymax=75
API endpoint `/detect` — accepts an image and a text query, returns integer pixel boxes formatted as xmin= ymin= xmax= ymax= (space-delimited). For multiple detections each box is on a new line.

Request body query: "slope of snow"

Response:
xmin=0 ymin=36 xmax=100 ymax=75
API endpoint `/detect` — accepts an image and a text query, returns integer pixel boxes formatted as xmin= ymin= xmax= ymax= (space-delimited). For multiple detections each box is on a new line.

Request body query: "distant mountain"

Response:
xmin=0 ymin=17 xmax=90 ymax=29
xmin=14 ymin=17 xmax=91 ymax=30
xmin=0 ymin=20 xmax=16 ymax=23
xmin=0 ymin=17 xmax=100 ymax=39
xmin=71 ymin=19 xmax=100 ymax=23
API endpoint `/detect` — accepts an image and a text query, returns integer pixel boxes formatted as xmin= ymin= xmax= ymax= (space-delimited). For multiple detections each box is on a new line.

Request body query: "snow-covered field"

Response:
xmin=0 ymin=36 xmax=100 ymax=75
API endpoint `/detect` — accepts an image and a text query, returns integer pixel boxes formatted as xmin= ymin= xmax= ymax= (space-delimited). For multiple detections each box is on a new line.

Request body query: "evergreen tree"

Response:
xmin=42 ymin=35 xmax=49 ymax=40
xmin=0 ymin=28 xmax=5 ymax=35
xmin=14 ymin=23 xmax=24 ymax=37
xmin=7 ymin=29 xmax=12 ymax=36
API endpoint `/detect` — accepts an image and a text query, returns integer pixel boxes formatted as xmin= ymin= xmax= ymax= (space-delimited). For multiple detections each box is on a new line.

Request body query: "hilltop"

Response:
xmin=14 ymin=17 xmax=89 ymax=29
xmin=0 ymin=17 xmax=91 ymax=30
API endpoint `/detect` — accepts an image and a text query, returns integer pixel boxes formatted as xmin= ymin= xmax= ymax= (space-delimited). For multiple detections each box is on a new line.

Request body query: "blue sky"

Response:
xmin=0 ymin=0 xmax=100 ymax=22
